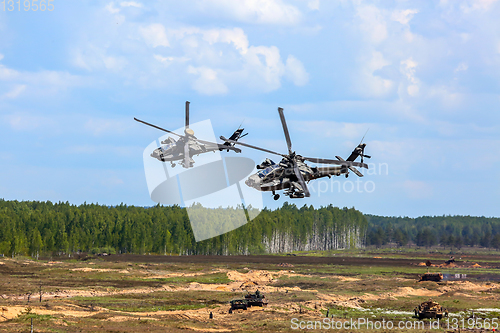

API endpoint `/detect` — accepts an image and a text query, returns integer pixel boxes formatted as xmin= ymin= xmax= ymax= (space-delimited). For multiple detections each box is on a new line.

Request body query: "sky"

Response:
xmin=0 ymin=0 xmax=499 ymax=217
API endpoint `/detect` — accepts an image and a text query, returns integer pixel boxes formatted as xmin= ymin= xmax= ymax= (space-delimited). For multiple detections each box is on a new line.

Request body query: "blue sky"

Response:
xmin=0 ymin=0 xmax=499 ymax=217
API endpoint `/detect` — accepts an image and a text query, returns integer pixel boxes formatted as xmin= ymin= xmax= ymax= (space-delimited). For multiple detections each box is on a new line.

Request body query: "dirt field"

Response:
xmin=1 ymin=251 xmax=500 ymax=332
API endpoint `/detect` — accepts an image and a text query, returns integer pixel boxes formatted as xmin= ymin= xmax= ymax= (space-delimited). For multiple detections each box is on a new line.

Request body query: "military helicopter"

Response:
xmin=221 ymin=107 xmax=370 ymax=200
xmin=135 ymin=101 xmax=247 ymax=168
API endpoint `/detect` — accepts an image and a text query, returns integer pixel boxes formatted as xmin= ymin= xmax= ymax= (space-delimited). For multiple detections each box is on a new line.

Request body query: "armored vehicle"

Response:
xmin=230 ymin=299 xmax=248 ymax=311
xmin=244 ymin=290 xmax=268 ymax=307
xmin=414 ymin=299 xmax=448 ymax=319
xmin=419 ymin=272 xmax=443 ymax=282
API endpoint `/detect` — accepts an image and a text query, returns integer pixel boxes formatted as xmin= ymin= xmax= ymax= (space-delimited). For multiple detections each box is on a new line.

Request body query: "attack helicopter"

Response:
xmin=221 ymin=107 xmax=370 ymax=200
xmin=135 ymin=101 xmax=247 ymax=168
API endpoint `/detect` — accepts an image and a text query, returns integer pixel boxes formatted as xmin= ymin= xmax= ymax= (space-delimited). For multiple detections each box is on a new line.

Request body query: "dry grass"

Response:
xmin=0 ymin=253 xmax=499 ymax=332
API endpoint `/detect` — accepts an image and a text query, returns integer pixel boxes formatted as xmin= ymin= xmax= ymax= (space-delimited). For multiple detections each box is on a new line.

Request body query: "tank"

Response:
xmin=229 ymin=299 xmax=248 ymax=311
xmin=414 ymin=299 xmax=448 ymax=319
xmin=419 ymin=272 xmax=443 ymax=282
xmin=244 ymin=290 xmax=268 ymax=307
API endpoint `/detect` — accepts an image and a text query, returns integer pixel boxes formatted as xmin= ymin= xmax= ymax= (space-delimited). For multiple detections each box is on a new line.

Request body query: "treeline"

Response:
xmin=0 ymin=199 xmax=367 ymax=257
xmin=365 ymin=215 xmax=500 ymax=249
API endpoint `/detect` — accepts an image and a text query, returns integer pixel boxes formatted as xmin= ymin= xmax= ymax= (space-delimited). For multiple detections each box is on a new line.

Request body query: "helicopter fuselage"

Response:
xmin=150 ymin=136 xmax=204 ymax=163
xmin=245 ymin=158 xmax=347 ymax=197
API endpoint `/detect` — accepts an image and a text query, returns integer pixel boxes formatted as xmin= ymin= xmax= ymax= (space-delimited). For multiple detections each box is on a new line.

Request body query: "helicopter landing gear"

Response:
xmin=273 ymin=194 xmax=280 ymax=201
xmin=171 ymin=162 xmax=176 ymax=168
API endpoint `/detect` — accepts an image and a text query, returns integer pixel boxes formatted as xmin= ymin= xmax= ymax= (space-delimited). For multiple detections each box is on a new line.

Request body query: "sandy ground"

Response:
xmin=1 ymin=266 xmax=498 ymax=323
xmin=2 ymin=255 xmax=500 ymax=333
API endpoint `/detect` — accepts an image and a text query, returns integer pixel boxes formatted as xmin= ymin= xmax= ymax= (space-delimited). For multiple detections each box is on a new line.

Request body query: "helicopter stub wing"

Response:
xmin=315 ymin=166 xmax=343 ymax=178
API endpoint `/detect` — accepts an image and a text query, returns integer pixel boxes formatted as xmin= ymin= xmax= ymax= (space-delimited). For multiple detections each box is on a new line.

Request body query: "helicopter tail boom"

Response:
xmin=223 ymin=128 xmax=248 ymax=147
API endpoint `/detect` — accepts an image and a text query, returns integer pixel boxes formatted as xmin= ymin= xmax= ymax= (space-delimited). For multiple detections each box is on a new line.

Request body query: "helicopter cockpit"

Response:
xmin=257 ymin=164 xmax=280 ymax=178
xmin=160 ymin=144 xmax=174 ymax=152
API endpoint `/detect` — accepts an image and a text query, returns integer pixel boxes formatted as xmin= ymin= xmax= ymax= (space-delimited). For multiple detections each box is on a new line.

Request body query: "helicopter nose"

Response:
xmin=245 ymin=175 xmax=259 ymax=188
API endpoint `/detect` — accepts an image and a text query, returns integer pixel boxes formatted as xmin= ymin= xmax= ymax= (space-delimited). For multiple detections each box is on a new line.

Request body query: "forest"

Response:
xmin=1 ymin=199 xmax=500 ymax=258
xmin=365 ymin=214 xmax=500 ymax=249
xmin=0 ymin=199 xmax=366 ymax=257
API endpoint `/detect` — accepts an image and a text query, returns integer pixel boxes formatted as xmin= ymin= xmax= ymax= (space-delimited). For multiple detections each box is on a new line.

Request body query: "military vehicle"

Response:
xmin=135 ymin=101 xmax=246 ymax=168
xmin=414 ymin=299 xmax=448 ymax=319
xmin=419 ymin=273 xmax=443 ymax=282
xmin=229 ymin=299 xmax=248 ymax=311
xmin=244 ymin=290 xmax=268 ymax=307
xmin=221 ymin=107 xmax=370 ymax=200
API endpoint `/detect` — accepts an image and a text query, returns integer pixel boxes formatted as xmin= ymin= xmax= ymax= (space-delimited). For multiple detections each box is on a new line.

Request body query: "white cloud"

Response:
xmin=400 ymin=57 xmax=417 ymax=82
xmin=407 ymin=85 xmax=419 ymax=96
xmin=187 ymin=66 xmax=228 ymax=95
xmin=104 ymin=2 xmax=120 ymax=14
xmin=153 ymin=54 xmax=174 ymax=63
xmin=355 ymin=51 xmax=393 ymax=98
xmin=243 ymin=45 xmax=286 ymax=91
xmin=308 ymin=0 xmax=320 ymax=10
xmin=72 ymin=44 xmax=127 ymax=72
xmin=3 ymin=113 xmax=53 ymax=131
xmin=391 ymin=9 xmax=418 ymax=25
xmin=356 ymin=4 xmax=387 ymax=44
xmin=295 ymin=120 xmax=377 ymax=141
xmin=428 ymin=86 xmax=464 ymax=108
xmin=120 ymin=1 xmax=142 ymax=8
xmin=0 ymin=54 xmax=86 ymax=98
xmin=201 ymin=28 xmax=249 ymax=54
xmin=400 ymin=57 xmax=419 ymax=96
xmin=285 ymin=55 xmax=309 ymax=86
xmin=460 ymin=0 xmax=498 ymax=13
xmin=1 ymin=84 xmax=26 ymax=99
xmin=140 ymin=23 xmax=169 ymax=48
xmin=0 ymin=64 xmax=19 ymax=81
xmin=68 ymin=7 xmax=307 ymax=93
xmin=454 ymin=62 xmax=468 ymax=72
xmin=84 ymin=118 xmax=134 ymax=136
xmin=199 ymin=0 xmax=302 ymax=25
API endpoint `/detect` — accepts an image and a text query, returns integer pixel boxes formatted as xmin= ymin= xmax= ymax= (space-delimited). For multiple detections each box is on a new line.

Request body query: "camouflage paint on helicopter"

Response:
xmin=222 ymin=107 xmax=370 ymax=200
xmin=135 ymin=101 xmax=246 ymax=168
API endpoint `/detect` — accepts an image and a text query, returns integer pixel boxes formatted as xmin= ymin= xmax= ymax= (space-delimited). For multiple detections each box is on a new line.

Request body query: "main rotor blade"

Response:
xmin=134 ymin=118 xmax=183 ymax=138
xmin=336 ymin=155 xmax=363 ymax=176
xmin=184 ymin=140 xmax=190 ymax=168
xmin=278 ymin=107 xmax=293 ymax=155
xmin=303 ymin=156 xmax=368 ymax=169
xmin=185 ymin=101 xmax=190 ymax=129
xmin=349 ymin=166 xmax=363 ymax=177
xmin=220 ymin=136 xmax=287 ymax=158
xmin=293 ymin=162 xmax=310 ymax=197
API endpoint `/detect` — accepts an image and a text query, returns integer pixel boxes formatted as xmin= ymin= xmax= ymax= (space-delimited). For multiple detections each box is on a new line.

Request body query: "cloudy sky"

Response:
xmin=0 ymin=0 xmax=499 ymax=217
